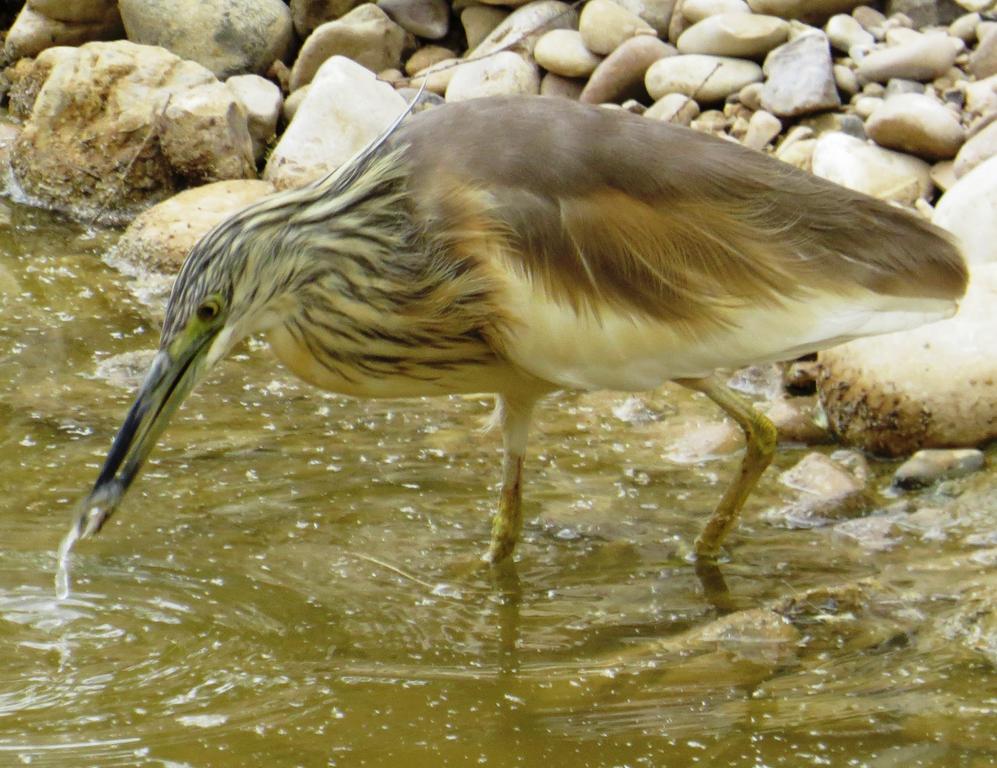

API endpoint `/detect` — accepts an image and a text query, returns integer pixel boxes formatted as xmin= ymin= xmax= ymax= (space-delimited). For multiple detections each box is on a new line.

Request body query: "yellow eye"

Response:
xmin=196 ymin=299 xmax=220 ymax=323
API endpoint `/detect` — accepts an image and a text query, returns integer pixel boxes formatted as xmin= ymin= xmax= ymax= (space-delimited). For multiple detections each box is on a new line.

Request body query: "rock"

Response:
xmin=934 ymin=155 xmax=997 ymax=268
xmin=282 ymin=85 xmax=309 ymax=122
xmin=579 ymin=0 xmax=656 ymax=56
xmin=4 ymin=2 xmax=122 ymax=61
xmin=159 ymin=82 xmax=257 ymax=184
xmin=774 ymin=129 xmax=817 ymax=170
xmin=264 ymin=56 xmax=407 ymax=190
xmin=856 ymin=34 xmax=961 ymax=83
xmin=884 ymin=77 xmax=925 ymax=97
xmin=865 ymin=93 xmax=966 ymax=161
xmin=409 ymin=57 xmax=459 ymax=94
xmin=832 ymin=513 xmax=904 ymax=551
xmin=8 ymin=41 xmax=258 ymax=222
xmin=377 ymin=0 xmax=449 ymax=39
xmin=469 ymin=1 xmax=577 ymax=58
xmin=446 ymin=51 xmax=541 ymax=101
xmin=118 ymin=0 xmax=292 ymax=80
xmin=27 ymin=0 xmax=120 ymax=23
xmin=114 ymin=180 xmax=277 ymax=273
xmin=661 ymin=416 xmax=743 ymax=463
xmin=817 ymin=157 xmax=997 ymax=456
xmin=645 ymin=92 xmax=700 ymax=123
xmin=852 ymin=5 xmax=887 ymax=34
xmin=764 ymin=396 xmax=831 ymax=444
xmin=677 ymin=12 xmax=788 ymax=58
xmin=225 ymin=75 xmax=282 ymax=161
xmin=954 ymin=120 xmax=997 ymax=178
xmin=811 ymin=131 xmax=932 ymax=205
xmin=742 ymin=108 xmax=782 ymax=149
xmin=962 ymin=74 xmax=997 ymax=117
xmin=833 ymin=63 xmax=859 ymax=95
xmin=825 ymin=13 xmax=874 ymax=51
xmin=645 ymin=53 xmax=763 ymax=102
xmin=613 ymin=0 xmax=678 ymax=35
xmin=738 ymin=80 xmax=764 ymax=109
xmin=761 ymin=32 xmax=840 ymax=117
xmin=460 ymin=5 xmax=507 ymax=51
xmin=852 ymin=94 xmax=882 ymax=119
xmin=290 ymin=4 xmax=410 ymax=91
xmin=681 ymin=0 xmax=751 ymax=23
xmin=540 ymin=72 xmax=585 ymax=98
xmin=535 ymin=29 xmax=603 ymax=78
xmin=766 ymin=451 xmax=870 ymax=528
xmin=404 ymin=44 xmax=455 ymax=76
xmin=290 ymin=0 xmax=368 ymax=37
xmin=948 ymin=12 xmax=981 ymax=44
xmin=580 ymin=35 xmax=676 ymax=104
xmin=970 ymin=26 xmax=997 ymax=79
xmin=930 ymin=159 xmax=958 ymax=192
xmin=745 ymin=0 xmax=864 ymax=23
xmin=894 ymin=449 xmax=985 ymax=489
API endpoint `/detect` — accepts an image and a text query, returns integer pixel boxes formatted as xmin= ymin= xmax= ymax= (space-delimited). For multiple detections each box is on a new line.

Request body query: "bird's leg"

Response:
xmin=675 ymin=376 xmax=778 ymax=560
xmin=486 ymin=394 xmax=535 ymax=565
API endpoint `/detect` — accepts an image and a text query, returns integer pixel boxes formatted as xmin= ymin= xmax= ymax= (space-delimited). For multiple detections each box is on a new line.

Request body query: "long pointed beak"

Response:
xmin=70 ymin=331 xmax=215 ymax=541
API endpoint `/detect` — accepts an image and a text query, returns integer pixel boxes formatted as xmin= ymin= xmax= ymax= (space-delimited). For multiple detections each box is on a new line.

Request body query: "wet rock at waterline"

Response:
xmin=6 ymin=41 xmax=258 ymax=223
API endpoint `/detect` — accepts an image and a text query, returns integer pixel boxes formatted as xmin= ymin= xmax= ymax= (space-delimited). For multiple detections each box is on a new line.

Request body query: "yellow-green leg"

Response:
xmin=676 ymin=376 xmax=778 ymax=559
xmin=487 ymin=395 xmax=535 ymax=564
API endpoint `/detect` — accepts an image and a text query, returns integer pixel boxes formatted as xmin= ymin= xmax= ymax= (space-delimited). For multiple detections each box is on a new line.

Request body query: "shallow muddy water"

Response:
xmin=0 ymin=201 xmax=994 ymax=767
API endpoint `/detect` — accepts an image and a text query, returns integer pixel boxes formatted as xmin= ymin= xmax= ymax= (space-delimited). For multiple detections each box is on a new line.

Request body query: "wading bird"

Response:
xmin=58 ymin=96 xmax=967 ymax=585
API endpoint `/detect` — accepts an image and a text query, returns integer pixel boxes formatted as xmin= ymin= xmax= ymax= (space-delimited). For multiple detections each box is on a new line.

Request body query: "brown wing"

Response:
xmin=392 ymin=97 xmax=966 ymax=327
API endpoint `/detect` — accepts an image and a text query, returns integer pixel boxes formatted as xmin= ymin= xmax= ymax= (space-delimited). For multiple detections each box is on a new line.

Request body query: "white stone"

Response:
xmin=934 ymin=155 xmax=997 ymax=269
xmin=742 ymin=109 xmax=781 ymax=149
xmin=811 ymin=131 xmax=933 ymax=205
xmin=5 ymin=2 xmax=122 ymax=60
xmin=962 ymin=74 xmax=997 ymax=117
xmin=446 ymin=51 xmax=540 ymax=102
xmin=954 ymin=120 xmax=997 ymax=178
xmin=580 ymin=35 xmax=676 ymax=104
xmin=645 ymin=92 xmax=700 ymax=123
xmin=469 ymin=0 xmax=576 ymax=58
xmin=226 ymin=74 xmax=282 ymax=160
xmin=825 ymin=13 xmax=874 ymax=51
xmin=856 ymin=34 xmax=960 ymax=83
xmin=677 ymin=12 xmax=789 ymax=58
xmin=579 ymin=0 xmax=655 ymax=56
xmin=681 ymin=0 xmax=750 ymax=23
xmin=264 ymin=56 xmax=407 ymax=190
xmin=289 ymin=4 xmax=410 ymax=91
xmin=645 ymin=53 xmax=762 ymax=102
xmin=160 ymin=81 xmax=257 ymax=183
xmin=534 ymin=29 xmax=603 ymax=78
xmin=610 ymin=0 xmax=677 ymax=35
xmin=409 ymin=57 xmax=459 ymax=95
xmin=865 ymin=93 xmax=966 ymax=161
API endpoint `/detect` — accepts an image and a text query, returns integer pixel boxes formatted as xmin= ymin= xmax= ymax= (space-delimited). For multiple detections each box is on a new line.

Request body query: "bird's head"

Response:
xmin=67 ymin=202 xmax=298 ymax=543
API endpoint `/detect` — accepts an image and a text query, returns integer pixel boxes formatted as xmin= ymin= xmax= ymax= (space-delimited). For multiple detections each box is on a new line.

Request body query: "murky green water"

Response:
xmin=1 ymin=201 xmax=994 ymax=767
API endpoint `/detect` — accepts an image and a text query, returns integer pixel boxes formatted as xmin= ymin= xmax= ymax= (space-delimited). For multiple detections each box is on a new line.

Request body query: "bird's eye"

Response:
xmin=196 ymin=299 xmax=220 ymax=323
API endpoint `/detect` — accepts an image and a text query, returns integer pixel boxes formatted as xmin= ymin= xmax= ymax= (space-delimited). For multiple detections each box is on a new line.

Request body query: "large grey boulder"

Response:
xmin=8 ymin=41 xmax=257 ymax=223
xmin=118 ymin=0 xmax=293 ymax=79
